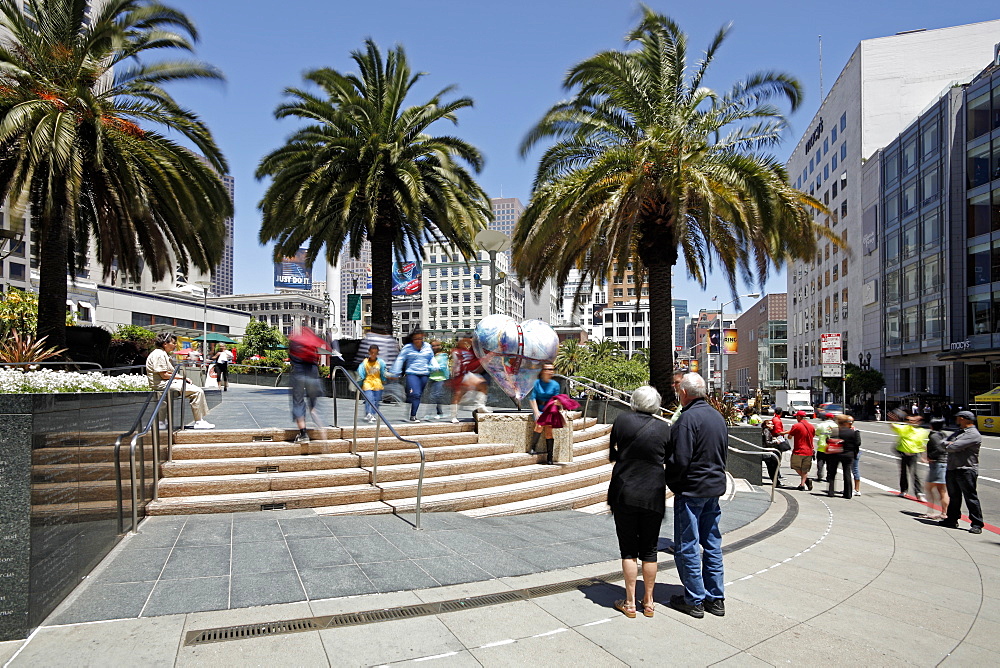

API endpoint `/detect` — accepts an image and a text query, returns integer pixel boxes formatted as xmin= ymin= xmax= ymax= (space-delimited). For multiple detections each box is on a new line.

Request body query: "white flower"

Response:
xmin=0 ymin=368 xmax=149 ymax=394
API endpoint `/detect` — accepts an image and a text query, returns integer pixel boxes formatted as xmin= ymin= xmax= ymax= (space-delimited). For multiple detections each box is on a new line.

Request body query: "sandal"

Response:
xmin=613 ymin=599 xmax=636 ymax=619
xmin=642 ymin=601 xmax=654 ymax=618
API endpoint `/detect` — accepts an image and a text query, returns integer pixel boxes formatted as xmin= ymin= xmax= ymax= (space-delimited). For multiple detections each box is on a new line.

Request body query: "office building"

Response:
xmin=786 ymin=20 xmax=1000 ymax=402
xmin=489 ymin=197 xmax=524 ymax=239
xmin=728 ymin=294 xmax=788 ymax=397
xmin=210 ymin=174 xmax=235 ymax=296
xmin=211 ymin=292 xmax=329 ymax=336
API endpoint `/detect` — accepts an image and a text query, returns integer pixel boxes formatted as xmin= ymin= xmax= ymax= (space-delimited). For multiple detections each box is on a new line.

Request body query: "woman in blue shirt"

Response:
xmin=529 ymin=364 xmax=564 ymax=463
xmin=390 ymin=329 xmax=436 ymax=422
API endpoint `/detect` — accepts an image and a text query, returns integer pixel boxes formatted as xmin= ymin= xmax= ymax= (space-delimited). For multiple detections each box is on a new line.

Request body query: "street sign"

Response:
xmin=820 ymin=332 xmax=842 ymax=364
xmin=347 ymin=294 xmax=361 ymax=321
xmin=822 ymin=363 xmax=843 ymax=378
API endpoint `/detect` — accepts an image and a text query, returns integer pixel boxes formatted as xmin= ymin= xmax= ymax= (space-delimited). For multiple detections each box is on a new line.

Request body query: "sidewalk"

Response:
xmin=3 ymin=478 xmax=996 ymax=666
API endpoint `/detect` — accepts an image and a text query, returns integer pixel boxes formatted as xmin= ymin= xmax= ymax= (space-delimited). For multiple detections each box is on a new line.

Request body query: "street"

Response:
xmin=776 ymin=419 xmax=1000 ymax=528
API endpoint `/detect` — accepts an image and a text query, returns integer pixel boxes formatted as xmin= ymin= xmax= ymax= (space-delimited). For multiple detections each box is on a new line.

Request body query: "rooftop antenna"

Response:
xmin=819 ymin=35 xmax=824 ymax=100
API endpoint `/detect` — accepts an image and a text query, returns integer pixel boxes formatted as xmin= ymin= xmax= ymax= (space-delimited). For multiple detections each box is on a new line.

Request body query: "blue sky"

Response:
xmin=164 ymin=0 xmax=998 ymax=311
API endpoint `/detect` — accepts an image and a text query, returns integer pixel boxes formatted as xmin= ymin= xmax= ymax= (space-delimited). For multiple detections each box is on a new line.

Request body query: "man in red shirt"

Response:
xmin=787 ymin=411 xmax=816 ymax=491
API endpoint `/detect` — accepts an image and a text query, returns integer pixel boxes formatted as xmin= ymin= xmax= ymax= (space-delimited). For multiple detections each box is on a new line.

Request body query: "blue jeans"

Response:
xmin=363 ymin=389 xmax=383 ymax=417
xmin=405 ymin=374 xmax=429 ymax=418
xmin=673 ymin=495 xmax=724 ymax=606
xmin=290 ymin=360 xmax=322 ymax=422
xmin=426 ymin=379 xmax=447 ymax=415
xmin=852 ymin=450 xmax=861 ymax=480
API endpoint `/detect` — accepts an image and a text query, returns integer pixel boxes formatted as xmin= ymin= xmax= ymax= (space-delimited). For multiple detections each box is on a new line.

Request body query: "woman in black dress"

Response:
xmin=826 ymin=414 xmax=861 ymax=498
xmin=608 ymin=385 xmax=671 ymax=618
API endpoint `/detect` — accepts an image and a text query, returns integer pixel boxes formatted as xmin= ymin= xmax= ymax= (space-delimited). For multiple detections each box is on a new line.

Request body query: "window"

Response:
xmin=429 ymin=281 xmax=437 ymax=290
xmin=968 ymin=91 xmax=991 ymax=140
xmin=968 ymin=193 xmax=991 ymax=237
xmin=923 ymin=255 xmax=942 ymax=293
xmin=613 ymin=288 xmax=623 ymax=297
xmin=632 ymin=327 xmax=643 ymax=336
xmin=901 ymin=138 xmax=917 ymax=175
xmin=902 ymin=223 xmax=918 ymax=258
xmin=902 ymin=306 xmax=919 ymax=343
xmin=430 ymin=255 xmax=437 ymax=263
xmin=823 ymin=139 xmax=829 ymax=155
xmin=840 ymin=113 xmax=847 ymax=131
xmin=831 ymin=153 xmax=838 ymax=170
xmin=969 ymin=293 xmax=991 ymax=335
xmin=924 ymin=301 xmax=943 ymax=339
xmin=920 ymin=167 xmax=940 ymax=205
xmin=886 ymin=311 xmax=899 ymax=347
xmin=824 ymin=164 xmax=829 ymax=181
xmin=922 ymin=209 xmax=942 ymax=247
xmin=901 ymin=182 xmax=917 ymax=216
xmin=627 ymin=288 xmax=636 ymax=296
xmin=885 ymin=194 xmax=899 ymax=228
xmin=994 ymin=137 xmax=1000 ymax=183
xmin=884 ymin=151 xmax=899 ymax=186
xmin=994 ymin=85 xmax=1000 ymax=131
xmin=840 ymin=143 xmax=847 ymax=161
xmin=969 ymin=242 xmax=990 ymax=285
xmin=841 ymin=201 xmax=847 ymax=218
xmin=968 ymin=141 xmax=991 ymax=188
xmin=921 ymin=120 xmax=939 ymax=160
xmin=617 ymin=327 xmax=628 ymax=337
xmin=8 ymin=262 xmax=24 ymax=281
xmin=831 ymin=126 xmax=837 ymax=143
xmin=429 ymin=268 xmax=436 ymax=277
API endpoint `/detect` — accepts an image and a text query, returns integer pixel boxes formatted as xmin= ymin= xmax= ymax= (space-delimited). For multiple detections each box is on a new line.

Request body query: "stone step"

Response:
xmin=157 ymin=467 xmax=373 ymax=497
xmin=169 ymin=422 xmax=476 ymax=445
xmin=461 ymin=481 xmax=611 ymax=517
xmin=382 ymin=463 xmax=613 ymax=514
xmin=162 ymin=452 xmax=362 ymax=477
xmin=32 ymin=480 xmax=139 ymax=505
xmin=145 ymin=483 xmax=382 ymax=515
xmin=32 ymin=462 xmax=153 ymax=484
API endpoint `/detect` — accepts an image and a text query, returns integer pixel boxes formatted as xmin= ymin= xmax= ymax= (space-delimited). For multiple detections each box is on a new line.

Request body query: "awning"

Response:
xmin=148 ymin=323 xmax=238 ymax=344
xmin=974 ymin=386 xmax=1000 ymax=403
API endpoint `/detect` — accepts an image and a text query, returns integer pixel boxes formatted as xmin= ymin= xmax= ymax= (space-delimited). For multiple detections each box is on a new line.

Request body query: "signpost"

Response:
xmin=821 ymin=332 xmax=846 ymax=402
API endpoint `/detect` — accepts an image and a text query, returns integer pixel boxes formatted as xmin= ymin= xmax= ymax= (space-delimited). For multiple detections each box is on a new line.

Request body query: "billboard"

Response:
xmin=592 ymin=303 xmax=607 ymax=326
xmin=391 ymin=260 xmax=422 ymax=297
xmin=722 ymin=328 xmax=738 ymax=355
xmin=706 ymin=330 xmax=720 ymax=355
xmin=274 ymin=248 xmax=312 ymax=290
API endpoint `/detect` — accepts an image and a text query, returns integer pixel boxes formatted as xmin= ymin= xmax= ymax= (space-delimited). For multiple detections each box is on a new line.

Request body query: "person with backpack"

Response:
xmin=288 ymin=324 xmax=326 ymax=444
xmin=422 ymin=339 xmax=450 ymax=420
xmin=814 ymin=413 xmax=838 ymax=483
xmin=891 ymin=414 xmax=929 ymax=500
xmin=356 ymin=345 xmax=387 ymax=423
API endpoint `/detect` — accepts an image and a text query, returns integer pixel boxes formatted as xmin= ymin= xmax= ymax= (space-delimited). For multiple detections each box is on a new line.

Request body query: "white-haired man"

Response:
xmin=666 ymin=372 xmax=727 ymax=618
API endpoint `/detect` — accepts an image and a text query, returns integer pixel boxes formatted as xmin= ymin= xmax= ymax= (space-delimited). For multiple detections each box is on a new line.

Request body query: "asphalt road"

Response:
xmin=777 ymin=419 xmax=999 ymax=527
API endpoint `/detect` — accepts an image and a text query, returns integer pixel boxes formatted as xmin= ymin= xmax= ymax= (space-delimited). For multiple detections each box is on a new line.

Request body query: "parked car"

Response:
xmin=816 ymin=403 xmax=850 ymax=420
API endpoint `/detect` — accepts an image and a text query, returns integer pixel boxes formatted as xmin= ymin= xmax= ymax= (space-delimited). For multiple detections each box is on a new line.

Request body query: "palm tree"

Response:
xmin=257 ymin=39 xmax=491 ymax=335
xmin=515 ymin=8 xmax=834 ymax=403
xmin=554 ymin=337 xmax=589 ymax=376
xmin=0 ymin=0 xmax=231 ymax=350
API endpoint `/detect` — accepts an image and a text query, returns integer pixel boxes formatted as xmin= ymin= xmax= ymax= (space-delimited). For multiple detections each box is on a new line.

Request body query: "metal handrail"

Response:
xmin=113 ymin=362 xmax=190 ymax=534
xmin=728 ymin=432 xmax=781 ymax=502
xmin=330 ymin=366 xmax=427 ymax=529
xmin=227 ymin=363 xmax=287 ymax=387
xmin=555 ymin=374 xmax=671 ymax=424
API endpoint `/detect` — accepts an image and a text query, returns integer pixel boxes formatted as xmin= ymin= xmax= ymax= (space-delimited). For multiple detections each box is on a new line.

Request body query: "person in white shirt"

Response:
xmin=213 ymin=344 xmax=233 ymax=391
xmin=146 ymin=333 xmax=214 ymax=429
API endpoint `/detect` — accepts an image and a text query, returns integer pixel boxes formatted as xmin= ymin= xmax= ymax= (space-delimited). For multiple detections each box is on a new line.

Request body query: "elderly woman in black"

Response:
xmin=826 ymin=414 xmax=861 ymax=499
xmin=608 ymin=385 xmax=671 ymax=618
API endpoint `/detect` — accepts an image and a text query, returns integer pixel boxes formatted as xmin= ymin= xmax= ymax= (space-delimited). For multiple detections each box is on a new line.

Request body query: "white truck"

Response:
xmin=774 ymin=389 xmax=815 ymax=418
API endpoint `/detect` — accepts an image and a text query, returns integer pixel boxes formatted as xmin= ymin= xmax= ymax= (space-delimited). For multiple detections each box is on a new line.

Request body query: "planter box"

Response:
xmin=0 ymin=391 xmax=156 ymax=641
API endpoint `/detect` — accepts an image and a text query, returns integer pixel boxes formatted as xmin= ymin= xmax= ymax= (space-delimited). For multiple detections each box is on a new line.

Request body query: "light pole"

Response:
xmin=717 ymin=293 xmax=759 ymax=398
xmin=195 ymin=278 xmax=212 ymax=382
xmin=475 ymin=230 xmax=511 ymax=316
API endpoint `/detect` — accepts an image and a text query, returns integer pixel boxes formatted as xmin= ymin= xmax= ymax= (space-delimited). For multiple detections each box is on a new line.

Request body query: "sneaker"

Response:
xmin=192 ymin=420 xmax=215 ymax=429
xmin=806 ymin=479 xmax=813 ymax=491
xmin=293 ymin=432 xmax=310 ymax=444
xmin=969 ymin=526 xmax=983 ymax=534
xmin=478 ymin=404 xmax=493 ymax=413
xmin=704 ymin=598 xmax=725 ymax=617
xmin=918 ymin=493 xmax=928 ymax=502
xmin=158 ymin=420 xmax=168 ymax=430
xmin=854 ymin=490 xmax=861 ymax=496
xmin=408 ymin=416 xmax=420 ymax=423
xmin=795 ymin=485 xmax=806 ymax=491
xmin=451 ymin=417 xmax=459 ymax=423
xmin=668 ymin=595 xmax=704 ymax=619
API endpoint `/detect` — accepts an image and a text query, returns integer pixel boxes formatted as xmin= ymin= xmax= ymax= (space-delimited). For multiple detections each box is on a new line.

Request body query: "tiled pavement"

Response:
xmin=45 ymin=490 xmax=770 ymax=624
xmin=5 ymin=479 xmax=997 ymax=666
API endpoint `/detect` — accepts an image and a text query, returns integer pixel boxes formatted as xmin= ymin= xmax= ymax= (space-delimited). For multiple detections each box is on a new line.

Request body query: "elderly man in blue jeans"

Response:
xmin=666 ymin=372 xmax=728 ymax=618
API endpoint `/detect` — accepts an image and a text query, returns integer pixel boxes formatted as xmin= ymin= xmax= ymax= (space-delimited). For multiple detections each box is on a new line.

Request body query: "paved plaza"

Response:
xmin=3 ymin=473 xmax=997 ymax=665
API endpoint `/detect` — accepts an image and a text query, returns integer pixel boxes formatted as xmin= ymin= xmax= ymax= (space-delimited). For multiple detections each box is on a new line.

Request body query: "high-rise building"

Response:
xmin=489 ymin=197 xmax=524 ymax=238
xmin=331 ymin=242 xmax=372 ymax=337
xmin=728 ymin=294 xmax=788 ymax=397
xmin=210 ymin=174 xmax=235 ymax=296
xmin=673 ymin=299 xmax=688 ymax=354
xmin=785 ymin=20 xmax=1000 ymax=402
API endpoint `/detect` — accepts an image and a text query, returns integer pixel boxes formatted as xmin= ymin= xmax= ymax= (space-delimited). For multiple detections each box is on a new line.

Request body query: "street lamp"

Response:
xmin=475 ymin=230 xmax=511 ymax=315
xmin=194 ymin=278 xmax=213 ymax=382
xmin=717 ymin=293 xmax=760 ymax=397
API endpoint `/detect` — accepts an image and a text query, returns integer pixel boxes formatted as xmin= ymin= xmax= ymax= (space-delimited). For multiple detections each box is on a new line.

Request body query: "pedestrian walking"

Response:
xmin=666 ymin=373 xmax=727 ymax=619
xmin=422 ymin=340 xmax=450 ymax=420
xmin=528 ymin=364 xmax=565 ymax=463
xmin=939 ymin=411 xmax=985 ymax=534
xmin=607 ymin=386 xmax=671 ymax=619
xmin=763 ymin=408 xmax=787 ymax=485
xmin=448 ymin=335 xmax=490 ymax=422
xmin=356 ymin=345 xmax=387 ymax=422
xmin=288 ymin=324 xmax=325 ymax=444
xmin=826 ymin=414 xmax=859 ymax=499
xmin=891 ymin=414 xmax=929 ymax=499
xmin=814 ymin=413 xmax=837 ymax=483
xmin=922 ymin=418 xmax=949 ymax=520
xmin=213 ymin=344 xmax=232 ymax=391
xmin=787 ymin=411 xmax=816 ymax=491
xmin=391 ymin=329 xmax=435 ymax=422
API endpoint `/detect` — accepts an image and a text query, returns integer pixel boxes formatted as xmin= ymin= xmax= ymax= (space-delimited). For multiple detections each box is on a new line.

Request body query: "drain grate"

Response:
xmin=252 ymin=435 xmax=274 ymax=442
xmin=256 ymin=465 xmax=279 ymax=473
xmin=186 ymin=618 xmax=320 ymax=645
xmin=260 ymin=503 xmax=286 ymax=511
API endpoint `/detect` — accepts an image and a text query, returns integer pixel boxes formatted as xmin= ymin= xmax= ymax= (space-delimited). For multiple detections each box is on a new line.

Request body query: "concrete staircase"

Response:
xmin=137 ymin=416 xmax=613 ymax=517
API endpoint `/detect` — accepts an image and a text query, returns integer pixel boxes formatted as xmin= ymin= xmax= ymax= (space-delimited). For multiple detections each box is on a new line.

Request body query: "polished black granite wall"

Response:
xmin=0 ymin=392 xmax=156 ymax=640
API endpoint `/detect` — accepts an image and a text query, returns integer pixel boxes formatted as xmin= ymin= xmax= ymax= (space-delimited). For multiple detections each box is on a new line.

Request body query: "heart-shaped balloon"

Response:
xmin=473 ymin=315 xmax=560 ymax=403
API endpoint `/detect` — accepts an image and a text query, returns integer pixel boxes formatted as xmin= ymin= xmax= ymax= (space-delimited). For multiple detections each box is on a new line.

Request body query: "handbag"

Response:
xmin=826 ymin=437 xmax=844 ymax=455
xmin=773 ymin=435 xmax=791 ymax=453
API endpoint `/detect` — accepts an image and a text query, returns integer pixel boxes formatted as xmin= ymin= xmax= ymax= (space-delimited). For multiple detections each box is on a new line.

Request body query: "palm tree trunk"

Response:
xmin=370 ymin=223 xmax=394 ymax=335
xmin=647 ymin=262 xmax=674 ymax=404
xmin=36 ymin=214 xmax=69 ymax=351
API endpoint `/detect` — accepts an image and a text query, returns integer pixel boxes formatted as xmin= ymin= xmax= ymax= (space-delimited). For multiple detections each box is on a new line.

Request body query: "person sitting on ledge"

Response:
xmin=146 ymin=332 xmax=214 ymax=429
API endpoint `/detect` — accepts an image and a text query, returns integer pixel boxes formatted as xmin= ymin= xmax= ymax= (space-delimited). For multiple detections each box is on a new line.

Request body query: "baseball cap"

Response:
xmin=956 ymin=410 xmax=975 ymax=421
xmin=794 ymin=410 xmax=807 ymax=418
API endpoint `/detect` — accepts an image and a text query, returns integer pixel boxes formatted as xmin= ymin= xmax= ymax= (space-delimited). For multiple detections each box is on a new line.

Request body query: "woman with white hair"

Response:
xmin=607 ymin=385 xmax=671 ymax=619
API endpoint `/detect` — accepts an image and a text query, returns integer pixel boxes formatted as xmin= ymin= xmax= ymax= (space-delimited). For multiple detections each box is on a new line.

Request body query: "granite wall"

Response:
xmin=0 ymin=392 xmax=157 ymax=641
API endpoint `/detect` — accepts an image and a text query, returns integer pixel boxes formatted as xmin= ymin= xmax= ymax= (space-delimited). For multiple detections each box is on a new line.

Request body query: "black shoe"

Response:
xmin=704 ymin=598 xmax=725 ymax=617
xmin=969 ymin=526 xmax=983 ymax=534
xmin=806 ymin=479 xmax=813 ymax=491
xmin=938 ymin=520 xmax=959 ymax=529
xmin=669 ymin=595 xmax=704 ymax=618
xmin=795 ymin=485 xmax=805 ymax=491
